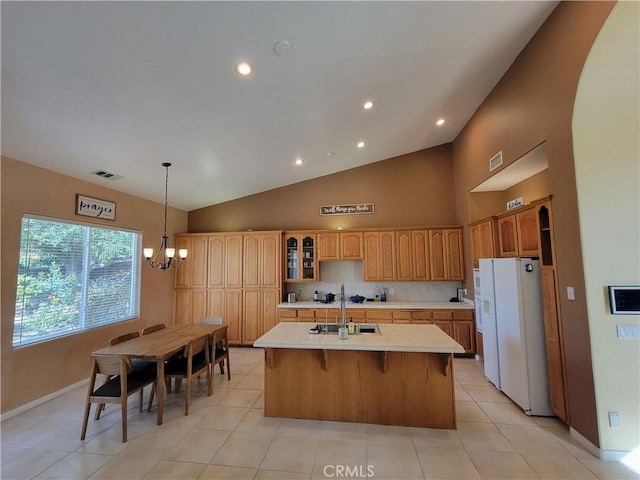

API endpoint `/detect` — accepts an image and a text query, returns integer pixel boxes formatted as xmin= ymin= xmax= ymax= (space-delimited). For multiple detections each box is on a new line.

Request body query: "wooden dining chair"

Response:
xmin=198 ymin=317 xmax=227 ymax=375
xmin=211 ymin=326 xmax=231 ymax=381
xmin=81 ymin=355 xmax=156 ymax=442
xmin=163 ymin=334 xmax=212 ymax=415
xmin=141 ymin=323 xmax=166 ymax=335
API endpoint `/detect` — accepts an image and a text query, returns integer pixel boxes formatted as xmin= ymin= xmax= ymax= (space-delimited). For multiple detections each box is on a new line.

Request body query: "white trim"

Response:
xmin=0 ymin=378 xmax=88 ymax=422
xmin=569 ymin=426 xmax=633 ymax=461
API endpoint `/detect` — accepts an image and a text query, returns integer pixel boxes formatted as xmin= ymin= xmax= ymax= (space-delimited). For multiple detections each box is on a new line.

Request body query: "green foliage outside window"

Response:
xmin=13 ymin=215 xmax=141 ymax=347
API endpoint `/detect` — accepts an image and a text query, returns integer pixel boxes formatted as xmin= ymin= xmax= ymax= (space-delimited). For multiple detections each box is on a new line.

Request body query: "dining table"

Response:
xmin=91 ymin=323 xmax=226 ymax=425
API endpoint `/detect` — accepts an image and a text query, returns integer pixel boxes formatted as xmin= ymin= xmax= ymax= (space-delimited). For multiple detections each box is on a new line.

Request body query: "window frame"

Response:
xmin=13 ymin=214 xmax=142 ymax=348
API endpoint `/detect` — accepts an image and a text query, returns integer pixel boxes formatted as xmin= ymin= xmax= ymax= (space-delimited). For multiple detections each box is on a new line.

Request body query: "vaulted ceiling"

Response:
xmin=2 ymin=1 xmax=558 ymax=211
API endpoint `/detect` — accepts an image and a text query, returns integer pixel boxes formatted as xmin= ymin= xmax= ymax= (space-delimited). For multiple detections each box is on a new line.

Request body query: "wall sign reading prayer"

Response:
xmin=320 ymin=203 xmax=374 ymax=216
xmin=76 ymin=195 xmax=116 ymax=220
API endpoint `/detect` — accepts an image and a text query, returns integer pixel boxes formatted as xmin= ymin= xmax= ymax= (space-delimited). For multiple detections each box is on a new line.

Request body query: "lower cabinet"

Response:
xmin=243 ymin=289 xmax=280 ymax=345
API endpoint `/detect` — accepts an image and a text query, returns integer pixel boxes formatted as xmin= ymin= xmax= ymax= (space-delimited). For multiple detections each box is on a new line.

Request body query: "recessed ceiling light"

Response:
xmin=294 ymin=158 xmax=304 ymax=166
xmin=327 ymin=152 xmax=336 ymax=157
xmin=363 ymin=100 xmax=375 ymax=110
xmin=235 ymin=62 xmax=253 ymax=76
xmin=357 ymin=141 xmax=366 ymax=149
xmin=436 ymin=118 xmax=445 ymax=126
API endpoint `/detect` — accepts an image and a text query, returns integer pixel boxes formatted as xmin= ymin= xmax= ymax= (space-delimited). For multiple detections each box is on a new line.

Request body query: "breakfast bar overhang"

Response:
xmin=254 ymin=323 xmax=465 ymax=429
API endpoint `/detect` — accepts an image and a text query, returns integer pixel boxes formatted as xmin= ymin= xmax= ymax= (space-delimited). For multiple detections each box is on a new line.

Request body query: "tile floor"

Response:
xmin=2 ymin=348 xmax=639 ymax=480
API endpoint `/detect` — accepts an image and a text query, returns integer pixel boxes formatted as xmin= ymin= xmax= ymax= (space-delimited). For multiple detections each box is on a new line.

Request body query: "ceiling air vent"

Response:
xmin=489 ymin=151 xmax=503 ymax=172
xmin=91 ymin=169 xmax=123 ymax=181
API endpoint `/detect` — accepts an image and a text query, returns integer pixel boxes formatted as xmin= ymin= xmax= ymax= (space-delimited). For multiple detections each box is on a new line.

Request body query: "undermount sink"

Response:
xmin=310 ymin=323 xmax=380 ymax=335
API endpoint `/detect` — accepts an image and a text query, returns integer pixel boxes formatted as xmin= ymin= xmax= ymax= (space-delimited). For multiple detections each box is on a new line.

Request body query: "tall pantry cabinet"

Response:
xmin=174 ymin=232 xmax=282 ymax=345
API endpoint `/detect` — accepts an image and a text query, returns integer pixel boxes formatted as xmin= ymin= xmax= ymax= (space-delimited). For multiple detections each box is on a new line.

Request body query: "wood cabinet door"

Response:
xmin=262 ymin=289 xmax=280 ymax=334
xmin=396 ymin=231 xmax=413 ymax=281
xmin=207 ymin=236 xmax=225 ymax=288
xmin=174 ymin=236 xmax=192 ymax=288
xmin=225 ymin=288 xmax=243 ymax=344
xmin=225 ymin=235 xmax=243 ymax=288
xmin=190 ymin=236 xmax=208 ymax=289
xmin=497 ymin=215 xmax=517 ymax=257
xmin=341 ymin=232 xmax=363 ymax=260
xmin=363 ymin=232 xmax=380 ymax=281
xmin=445 ymin=229 xmax=464 ymax=280
xmin=541 ymin=267 xmax=568 ymax=421
xmin=412 ymin=230 xmax=430 ymax=281
xmin=317 ymin=233 xmax=339 ymax=261
xmin=433 ymin=320 xmax=453 ymax=337
xmin=379 ymin=231 xmax=396 ymax=281
xmin=453 ymin=321 xmax=475 ymax=354
xmin=206 ymin=289 xmax=225 ymax=318
xmin=516 ymin=208 xmax=540 ymax=257
xmin=243 ymin=234 xmax=261 ymax=288
xmin=174 ymin=289 xmax=191 ymax=324
xmin=243 ymin=289 xmax=261 ymax=345
xmin=261 ymin=233 xmax=281 ymax=288
xmin=470 ymin=224 xmax=482 ymax=268
xmin=190 ymin=289 xmax=207 ymax=324
xmin=429 ymin=230 xmax=446 ymax=280
xmin=479 ymin=219 xmax=497 ymax=259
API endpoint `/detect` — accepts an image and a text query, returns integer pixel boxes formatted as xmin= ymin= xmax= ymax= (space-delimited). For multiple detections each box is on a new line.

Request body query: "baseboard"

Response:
xmin=0 ymin=378 xmax=89 ymax=422
xmin=569 ymin=426 xmax=633 ymax=461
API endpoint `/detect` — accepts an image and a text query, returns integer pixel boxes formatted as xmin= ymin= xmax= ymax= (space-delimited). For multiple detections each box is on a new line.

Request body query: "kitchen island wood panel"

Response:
xmin=255 ymin=322 xmax=463 ymax=429
xmin=263 ymin=348 xmax=456 ymax=429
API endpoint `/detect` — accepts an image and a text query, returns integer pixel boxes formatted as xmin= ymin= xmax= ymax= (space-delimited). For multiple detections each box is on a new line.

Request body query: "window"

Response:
xmin=13 ymin=215 xmax=141 ymax=347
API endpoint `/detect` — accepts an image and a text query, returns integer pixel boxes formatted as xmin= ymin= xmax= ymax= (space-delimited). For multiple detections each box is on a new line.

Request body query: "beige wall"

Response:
xmin=1 ymin=156 xmax=187 ymax=413
xmin=573 ymin=1 xmax=639 ymax=454
xmin=468 ymin=168 xmax=550 ymax=222
xmin=452 ymin=2 xmax=614 ymax=447
xmin=189 ymin=145 xmax=457 ymax=232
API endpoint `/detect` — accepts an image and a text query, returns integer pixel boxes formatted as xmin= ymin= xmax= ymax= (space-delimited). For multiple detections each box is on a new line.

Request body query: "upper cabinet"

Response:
xmin=394 ymin=230 xmax=430 ymax=281
xmin=497 ymin=205 xmax=540 ymax=258
xmin=244 ymin=232 xmax=281 ymax=288
xmin=284 ymin=232 xmax=318 ymax=283
xmin=174 ymin=235 xmax=208 ymax=288
xmin=429 ymin=228 xmax=464 ymax=281
xmin=469 ymin=217 xmax=497 ymax=268
xmin=363 ymin=231 xmax=396 ymax=281
xmin=317 ymin=232 xmax=363 ymax=261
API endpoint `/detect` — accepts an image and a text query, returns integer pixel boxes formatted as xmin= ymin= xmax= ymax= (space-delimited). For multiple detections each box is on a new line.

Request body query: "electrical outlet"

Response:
xmin=567 ymin=286 xmax=575 ymax=300
xmin=388 ymin=288 xmax=395 ymax=295
xmin=609 ymin=411 xmax=620 ymax=427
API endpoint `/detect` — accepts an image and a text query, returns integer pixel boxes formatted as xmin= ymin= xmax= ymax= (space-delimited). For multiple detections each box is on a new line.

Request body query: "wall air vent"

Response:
xmin=91 ymin=169 xmax=123 ymax=181
xmin=489 ymin=151 xmax=503 ymax=172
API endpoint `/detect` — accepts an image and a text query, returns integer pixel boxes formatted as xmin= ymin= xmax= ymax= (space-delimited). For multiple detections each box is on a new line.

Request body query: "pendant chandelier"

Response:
xmin=143 ymin=162 xmax=188 ymax=270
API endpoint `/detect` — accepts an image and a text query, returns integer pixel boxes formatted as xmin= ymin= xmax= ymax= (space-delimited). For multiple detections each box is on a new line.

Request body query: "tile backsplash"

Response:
xmin=285 ymin=261 xmax=461 ymax=302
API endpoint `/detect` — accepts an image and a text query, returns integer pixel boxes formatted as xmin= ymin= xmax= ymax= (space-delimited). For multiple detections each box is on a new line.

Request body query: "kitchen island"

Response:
xmin=253 ymin=322 xmax=464 ymax=429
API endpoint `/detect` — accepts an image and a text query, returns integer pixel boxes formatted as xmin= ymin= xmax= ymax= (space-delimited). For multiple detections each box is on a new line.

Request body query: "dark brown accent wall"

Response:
xmin=188 ymin=145 xmax=457 ymax=232
xmin=452 ymin=2 xmax=614 ymax=447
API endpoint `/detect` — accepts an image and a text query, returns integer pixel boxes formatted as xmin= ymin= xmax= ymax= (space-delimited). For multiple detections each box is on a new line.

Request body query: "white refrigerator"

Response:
xmin=479 ymin=258 xmax=553 ymax=416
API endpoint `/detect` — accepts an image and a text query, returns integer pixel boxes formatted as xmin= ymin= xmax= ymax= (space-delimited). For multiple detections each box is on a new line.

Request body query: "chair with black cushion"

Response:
xmin=80 ymin=355 xmax=156 ymax=443
xmin=198 ymin=317 xmax=227 ymax=375
xmin=164 ymin=334 xmax=211 ymax=415
xmin=211 ymin=326 xmax=231 ymax=381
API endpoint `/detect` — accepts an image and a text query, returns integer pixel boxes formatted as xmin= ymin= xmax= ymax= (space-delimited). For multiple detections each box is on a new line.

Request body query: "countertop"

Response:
xmin=253 ymin=322 xmax=465 ymax=353
xmin=277 ymin=301 xmax=474 ymax=310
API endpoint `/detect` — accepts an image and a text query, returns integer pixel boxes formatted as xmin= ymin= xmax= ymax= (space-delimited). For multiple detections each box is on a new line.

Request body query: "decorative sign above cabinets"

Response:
xmin=76 ymin=194 xmax=116 ymax=220
xmin=506 ymin=197 xmax=524 ymax=211
xmin=320 ymin=203 xmax=375 ymax=216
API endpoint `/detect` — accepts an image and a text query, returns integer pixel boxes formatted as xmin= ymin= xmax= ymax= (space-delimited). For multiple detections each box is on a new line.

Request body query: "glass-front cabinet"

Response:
xmin=284 ymin=233 xmax=317 ymax=282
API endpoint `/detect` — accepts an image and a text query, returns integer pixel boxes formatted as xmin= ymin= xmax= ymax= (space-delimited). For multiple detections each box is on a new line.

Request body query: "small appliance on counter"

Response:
xmin=287 ymin=292 xmax=297 ymax=303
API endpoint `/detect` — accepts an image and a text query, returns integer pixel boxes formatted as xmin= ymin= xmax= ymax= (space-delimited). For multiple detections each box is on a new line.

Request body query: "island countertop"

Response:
xmin=277 ymin=301 xmax=474 ymax=310
xmin=253 ymin=322 xmax=465 ymax=354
